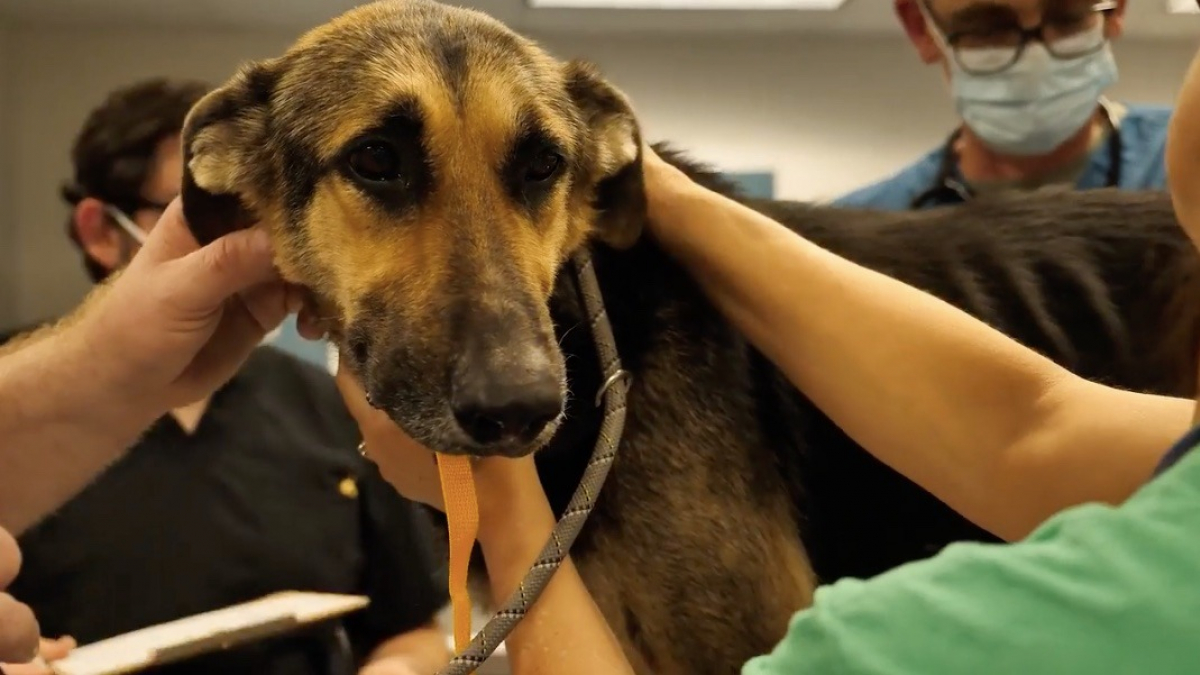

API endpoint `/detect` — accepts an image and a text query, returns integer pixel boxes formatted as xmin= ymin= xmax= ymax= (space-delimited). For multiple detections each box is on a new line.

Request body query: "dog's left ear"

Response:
xmin=564 ymin=60 xmax=646 ymax=250
xmin=179 ymin=59 xmax=280 ymax=246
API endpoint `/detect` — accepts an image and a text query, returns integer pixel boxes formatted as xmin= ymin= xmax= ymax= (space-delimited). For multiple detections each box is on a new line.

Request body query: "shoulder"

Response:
xmin=1115 ymin=103 xmax=1172 ymax=190
xmin=1120 ymin=103 xmax=1172 ymax=137
xmin=1108 ymin=103 xmax=1176 ymax=190
xmin=829 ymin=148 xmax=945 ymax=210
xmin=1119 ymin=104 xmax=1171 ymax=156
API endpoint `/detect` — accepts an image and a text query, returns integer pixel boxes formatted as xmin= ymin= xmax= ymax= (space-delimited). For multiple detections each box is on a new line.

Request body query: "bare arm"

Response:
xmin=643 ymin=154 xmax=1193 ymax=541
xmin=0 ymin=314 xmax=159 ymax=534
xmin=1168 ymin=47 xmax=1200 ymax=258
xmin=1167 ymin=49 xmax=1200 ymax=426
xmin=473 ymin=460 xmax=634 ymax=675
xmin=0 ymin=200 xmax=293 ymax=535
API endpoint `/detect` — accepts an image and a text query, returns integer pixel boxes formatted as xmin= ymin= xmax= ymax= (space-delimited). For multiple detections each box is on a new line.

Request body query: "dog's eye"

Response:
xmin=525 ymin=150 xmax=563 ymax=183
xmin=348 ymin=142 xmax=402 ymax=183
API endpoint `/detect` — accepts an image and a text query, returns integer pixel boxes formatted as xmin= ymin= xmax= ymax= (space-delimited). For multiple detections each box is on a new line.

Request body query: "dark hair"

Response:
xmin=61 ymin=77 xmax=211 ymax=281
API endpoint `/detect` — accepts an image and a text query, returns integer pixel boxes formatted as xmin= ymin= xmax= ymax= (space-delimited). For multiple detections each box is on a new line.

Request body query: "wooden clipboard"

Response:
xmin=47 ymin=591 xmax=369 ymax=675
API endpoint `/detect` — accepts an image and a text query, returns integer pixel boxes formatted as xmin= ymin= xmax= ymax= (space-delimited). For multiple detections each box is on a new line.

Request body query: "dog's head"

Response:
xmin=180 ymin=0 xmax=646 ymax=457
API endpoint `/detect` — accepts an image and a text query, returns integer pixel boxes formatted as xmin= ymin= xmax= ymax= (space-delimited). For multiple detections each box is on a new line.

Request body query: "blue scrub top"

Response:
xmin=831 ymin=103 xmax=1171 ymax=211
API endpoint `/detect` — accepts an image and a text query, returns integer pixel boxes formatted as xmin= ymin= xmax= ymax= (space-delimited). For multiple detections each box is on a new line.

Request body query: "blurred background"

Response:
xmin=1 ymin=0 xmax=1196 ymax=336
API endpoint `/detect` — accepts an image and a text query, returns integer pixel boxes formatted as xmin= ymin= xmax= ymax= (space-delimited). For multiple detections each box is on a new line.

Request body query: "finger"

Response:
xmin=183 ymin=291 xmax=280 ymax=384
xmin=334 ymin=368 xmax=377 ymax=424
xmin=131 ymin=198 xmax=195 ymax=262
xmin=39 ymin=636 xmax=75 ymax=660
xmin=295 ymin=303 xmax=328 ymax=341
xmin=237 ymin=282 xmax=293 ymax=338
xmin=0 ymin=595 xmax=39 ymax=664
xmin=137 ymin=198 xmax=257 ymax=263
xmin=165 ymin=227 xmax=280 ymax=317
xmin=0 ymin=529 xmax=20 ymax=588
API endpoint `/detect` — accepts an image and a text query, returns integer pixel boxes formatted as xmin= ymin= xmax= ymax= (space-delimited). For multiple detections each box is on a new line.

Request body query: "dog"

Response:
xmin=177 ymin=1 xmax=1200 ymax=673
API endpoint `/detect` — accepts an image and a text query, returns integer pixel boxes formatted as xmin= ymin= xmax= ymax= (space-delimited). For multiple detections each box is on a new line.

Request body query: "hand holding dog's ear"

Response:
xmin=77 ymin=198 xmax=302 ymax=411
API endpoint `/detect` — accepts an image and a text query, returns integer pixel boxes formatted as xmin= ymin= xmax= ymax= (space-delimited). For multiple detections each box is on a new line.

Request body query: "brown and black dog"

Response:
xmin=177 ymin=1 xmax=1200 ymax=673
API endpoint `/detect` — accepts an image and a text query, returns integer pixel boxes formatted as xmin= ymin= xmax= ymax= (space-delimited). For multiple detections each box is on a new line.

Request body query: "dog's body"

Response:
xmin=175 ymin=2 xmax=1200 ymax=674
xmin=524 ymin=164 xmax=1199 ymax=673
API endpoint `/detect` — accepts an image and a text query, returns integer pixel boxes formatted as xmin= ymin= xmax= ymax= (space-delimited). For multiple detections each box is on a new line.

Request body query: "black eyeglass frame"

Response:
xmin=923 ymin=1 xmax=1119 ymax=76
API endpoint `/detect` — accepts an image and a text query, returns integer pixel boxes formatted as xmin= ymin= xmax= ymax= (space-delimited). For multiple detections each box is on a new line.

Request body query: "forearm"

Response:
xmin=365 ymin=623 xmax=451 ymax=675
xmin=1168 ymin=49 xmax=1200 ymax=252
xmin=647 ymin=175 xmax=1186 ymax=540
xmin=475 ymin=463 xmax=633 ymax=675
xmin=0 ymin=319 xmax=157 ymax=534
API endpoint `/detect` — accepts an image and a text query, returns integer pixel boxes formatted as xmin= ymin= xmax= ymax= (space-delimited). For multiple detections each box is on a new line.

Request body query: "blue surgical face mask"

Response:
xmin=917 ymin=2 xmax=1120 ymax=158
xmin=947 ymin=43 xmax=1119 ymax=157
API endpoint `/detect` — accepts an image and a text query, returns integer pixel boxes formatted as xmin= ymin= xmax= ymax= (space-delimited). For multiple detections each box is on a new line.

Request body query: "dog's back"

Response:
xmin=762 ymin=185 xmax=1194 ymax=580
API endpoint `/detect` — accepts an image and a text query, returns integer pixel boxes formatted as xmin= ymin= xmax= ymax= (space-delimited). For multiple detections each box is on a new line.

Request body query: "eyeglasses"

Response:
xmin=922 ymin=1 xmax=1118 ymax=76
xmin=102 ymin=203 xmax=150 ymax=245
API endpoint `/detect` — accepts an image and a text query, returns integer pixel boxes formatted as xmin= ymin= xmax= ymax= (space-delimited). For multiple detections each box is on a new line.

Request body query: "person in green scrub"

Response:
xmin=327 ymin=30 xmax=1200 ymax=675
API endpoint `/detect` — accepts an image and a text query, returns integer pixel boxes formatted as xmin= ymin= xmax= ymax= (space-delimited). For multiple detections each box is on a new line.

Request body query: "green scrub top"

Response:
xmin=744 ymin=424 xmax=1200 ymax=675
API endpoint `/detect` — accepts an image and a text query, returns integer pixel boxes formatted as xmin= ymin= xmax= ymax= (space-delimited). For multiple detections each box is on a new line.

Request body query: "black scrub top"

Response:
xmin=6 ymin=342 xmax=449 ymax=675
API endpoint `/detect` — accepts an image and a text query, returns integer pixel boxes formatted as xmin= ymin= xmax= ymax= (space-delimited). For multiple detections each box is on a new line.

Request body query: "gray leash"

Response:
xmin=437 ymin=248 xmax=631 ymax=674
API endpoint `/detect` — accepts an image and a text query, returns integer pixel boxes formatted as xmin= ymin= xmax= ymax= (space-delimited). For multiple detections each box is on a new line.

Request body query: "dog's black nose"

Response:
xmin=451 ymin=371 xmax=562 ymax=446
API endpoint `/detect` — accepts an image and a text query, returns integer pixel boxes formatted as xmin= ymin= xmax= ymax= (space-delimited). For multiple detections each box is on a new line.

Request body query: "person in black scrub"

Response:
xmin=1 ymin=78 xmax=452 ymax=675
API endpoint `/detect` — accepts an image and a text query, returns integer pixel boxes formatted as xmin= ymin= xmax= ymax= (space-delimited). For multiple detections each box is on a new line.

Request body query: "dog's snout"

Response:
xmin=450 ymin=346 xmax=563 ymax=447
xmin=452 ymin=382 xmax=561 ymax=446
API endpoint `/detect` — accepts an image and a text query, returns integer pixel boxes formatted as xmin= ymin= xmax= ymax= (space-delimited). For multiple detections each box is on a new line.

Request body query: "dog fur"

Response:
xmin=177 ymin=2 xmax=1200 ymax=673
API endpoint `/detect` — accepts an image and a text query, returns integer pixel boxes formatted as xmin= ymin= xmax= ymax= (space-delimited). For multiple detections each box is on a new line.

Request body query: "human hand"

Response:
xmin=333 ymin=360 xmax=446 ymax=511
xmin=70 ymin=198 xmax=303 ymax=412
xmin=0 ymin=636 xmax=77 ymax=674
xmin=295 ymin=305 xmax=447 ymax=507
xmin=331 ymin=352 xmax=545 ymax=518
xmin=638 ymin=142 xmax=700 ymax=227
xmin=0 ymin=528 xmax=37 ymax=666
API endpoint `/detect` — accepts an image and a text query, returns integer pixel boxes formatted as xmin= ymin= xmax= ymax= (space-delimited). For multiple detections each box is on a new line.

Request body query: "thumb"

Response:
xmin=168 ymin=226 xmax=281 ymax=314
xmin=40 ymin=636 xmax=75 ymax=661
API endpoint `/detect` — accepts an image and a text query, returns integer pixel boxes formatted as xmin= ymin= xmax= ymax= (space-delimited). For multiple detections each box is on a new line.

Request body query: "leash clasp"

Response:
xmin=595 ymin=369 xmax=632 ymax=407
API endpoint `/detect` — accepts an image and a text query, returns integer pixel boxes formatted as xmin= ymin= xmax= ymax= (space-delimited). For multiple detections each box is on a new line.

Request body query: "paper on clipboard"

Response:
xmin=49 ymin=591 xmax=370 ymax=675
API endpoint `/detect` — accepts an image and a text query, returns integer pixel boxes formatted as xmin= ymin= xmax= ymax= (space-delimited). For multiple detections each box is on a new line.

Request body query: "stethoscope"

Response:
xmin=909 ymin=99 xmax=1124 ymax=209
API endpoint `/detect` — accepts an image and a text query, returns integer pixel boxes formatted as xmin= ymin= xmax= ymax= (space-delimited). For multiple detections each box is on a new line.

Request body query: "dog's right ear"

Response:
xmin=180 ymin=60 xmax=279 ymax=246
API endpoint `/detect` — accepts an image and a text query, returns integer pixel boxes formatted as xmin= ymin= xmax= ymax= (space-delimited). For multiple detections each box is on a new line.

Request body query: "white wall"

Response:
xmin=4 ymin=27 xmax=1196 ymax=327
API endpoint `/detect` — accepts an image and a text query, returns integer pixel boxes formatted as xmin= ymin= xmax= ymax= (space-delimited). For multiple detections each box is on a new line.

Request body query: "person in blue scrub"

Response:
xmin=834 ymin=0 xmax=1168 ymax=211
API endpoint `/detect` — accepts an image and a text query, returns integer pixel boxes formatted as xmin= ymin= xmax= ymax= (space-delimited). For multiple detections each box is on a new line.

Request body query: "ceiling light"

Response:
xmin=526 ymin=0 xmax=848 ymax=9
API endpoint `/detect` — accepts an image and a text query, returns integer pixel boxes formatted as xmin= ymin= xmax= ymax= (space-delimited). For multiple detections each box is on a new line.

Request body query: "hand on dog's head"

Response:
xmin=179 ymin=0 xmax=647 ymax=457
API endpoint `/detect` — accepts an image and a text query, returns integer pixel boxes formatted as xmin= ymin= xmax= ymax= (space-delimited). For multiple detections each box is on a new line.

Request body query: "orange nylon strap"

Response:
xmin=436 ymin=453 xmax=479 ymax=661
